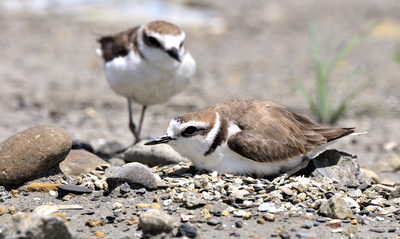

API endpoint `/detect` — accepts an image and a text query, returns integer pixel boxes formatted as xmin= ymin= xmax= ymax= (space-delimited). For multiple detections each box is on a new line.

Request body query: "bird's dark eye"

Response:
xmin=147 ymin=36 xmax=161 ymax=47
xmin=179 ymin=41 xmax=184 ymax=48
xmin=182 ymin=126 xmax=198 ymax=137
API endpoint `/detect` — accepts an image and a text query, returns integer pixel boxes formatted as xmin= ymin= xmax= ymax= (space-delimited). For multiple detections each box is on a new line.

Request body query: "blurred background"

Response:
xmin=1 ymin=0 xmax=400 ymax=180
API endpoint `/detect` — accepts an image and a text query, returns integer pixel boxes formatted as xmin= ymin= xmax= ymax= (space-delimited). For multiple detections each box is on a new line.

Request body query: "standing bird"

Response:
xmin=97 ymin=21 xmax=196 ymax=144
xmin=145 ymin=99 xmax=363 ymax=177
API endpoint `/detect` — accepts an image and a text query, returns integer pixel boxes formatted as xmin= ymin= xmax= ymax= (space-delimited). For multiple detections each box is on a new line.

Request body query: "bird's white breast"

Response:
xmin=102 ymin=49 xmax=195 ymax=106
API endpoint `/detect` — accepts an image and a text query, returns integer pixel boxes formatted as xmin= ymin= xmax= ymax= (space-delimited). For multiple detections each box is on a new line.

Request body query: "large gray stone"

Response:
xmin=0 ymin=125 xmax=72 ymax=185
xmin=124 ymin=141 xmax=188 ymax=167
xmin=139 ymin=209 xmax=174 ymax=233
xmin=319 ymin=193 xmax=353 ymax=219
xmin=2 ymin=213 xmax=72 ymax=239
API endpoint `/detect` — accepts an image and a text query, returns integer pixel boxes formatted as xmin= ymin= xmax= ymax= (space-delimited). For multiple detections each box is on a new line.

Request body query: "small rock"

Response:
xmin=369 ymin=228 xmax=385 ymax=233
xmin=388 ymin=228 xmax=396 ymax=233
xmin=177 ymin=224 xmax=199 ymax=238
xmin=257 ymin=203 xmax=272 ymax=212
xmin=151 ymin=203 xmax=161 ymax=210
xmin=296 ymin=232 xmax=316 ymax=239
xmin=233 ymin=210 xmax=246 ymax=217
xmin=0 ymin=205 xmax=5 ymax=216
xmin=120 ymin=182 xmax=131 ymax=193
xmin=279 ymin=231 xmax=290 ymax=239
xmin=300 ymin=224 xmax=312 ymax=229
xmin=0 ymin=126 xmax=72 ymax=185
xmin=136 ymin=188 xmax=146 ymax=195
xmin=57 ymin=185 xmax=92 ymax=196
xmin=112 ymin=202 xmax=123 ymax=210
xmin=60 ymin=150 xmax=109 ymax=176
xmin=139 ymin=209 xmax=174 ymax=233
xmin=242 ymin=212 xmax=252 ymax=220
xmin=3 ymin=214 xmax=72 ymax=239
xmin=235 ymin=221 xmax=243 ymax=228
xmin=319 ymin=193 xmax=352 ymax=219
xmin=263 ymin=213 xmax=275 ymax=222
xmin=183 ymin=191 xmax=202 ymax=208
xmin=256 ymin=219 xmax=265 ymax=224
xmin=100 ymin=197 xmax=111 ymax=202
xmin=207 ymin=219 xmax=222 ymax=226
xmin=125 ymin=141 xmax=188 ymax=167
xmin=229 ymin=190 xmax=244 ymax=203
xmin=297 ymin=192 xmax=307 ymax=201
xmin=281 ymin=186 xmax=294 ymax=196
xmin=107 ymin=162 xmax=157 ymax=189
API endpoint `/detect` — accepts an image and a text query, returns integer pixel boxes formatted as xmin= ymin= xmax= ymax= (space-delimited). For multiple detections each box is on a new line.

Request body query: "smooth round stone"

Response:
xmin=124 ymin=141 xmax=188 ymax=167
xmin=206 ymin=219 xmax=222 ymax=226
xmin=57 ymin=185 xmax=92 ymax=194
xmin=0 ymin=125 xmax=72 ymax=185
xmin=107 ymin=162 xmax=157 ymax=189
xmin=177 ymin=224 xmax=199 ymax=238
xmin=235 ymin=221 xmax=243 ymax=228
xmin=257 ymin=202 xmax=272 ymax=212
xmin=370 ymin=228 xmax=385 ymax=233
xmin=60 ymin=150 xmax=109 ymax=176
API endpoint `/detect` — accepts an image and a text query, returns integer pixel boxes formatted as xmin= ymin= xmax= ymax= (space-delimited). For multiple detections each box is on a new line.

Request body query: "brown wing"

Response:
xmin=98 ymin=26 xmax=140 ymax=62
xmin=213 ymin=99 xmax=353 ymax=163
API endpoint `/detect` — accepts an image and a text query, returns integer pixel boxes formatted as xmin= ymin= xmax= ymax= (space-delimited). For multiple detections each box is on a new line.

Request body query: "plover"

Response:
xmin=145 ymin=99 xmax=363 ymax=177
xmin=97 ymin=21 xmax=196 ymax=143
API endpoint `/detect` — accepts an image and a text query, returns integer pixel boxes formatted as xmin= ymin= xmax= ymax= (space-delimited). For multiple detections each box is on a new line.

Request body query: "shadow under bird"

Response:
xmin=97 ymin=20 xmax=196 ymax=144
xmin=145 ymin=99 xmax=365 ymax=177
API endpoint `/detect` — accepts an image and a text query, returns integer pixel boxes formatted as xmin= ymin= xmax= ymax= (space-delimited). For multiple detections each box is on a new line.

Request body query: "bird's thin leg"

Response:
xmin=128 ymin=98 xmax=140 ymax=143
xmin=136 ymin=105 xmax=147 ymax=144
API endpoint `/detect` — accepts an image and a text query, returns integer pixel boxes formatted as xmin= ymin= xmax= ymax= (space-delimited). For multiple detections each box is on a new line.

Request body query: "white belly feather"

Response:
xmin=103 ymin=51 xmax=195 ymax=106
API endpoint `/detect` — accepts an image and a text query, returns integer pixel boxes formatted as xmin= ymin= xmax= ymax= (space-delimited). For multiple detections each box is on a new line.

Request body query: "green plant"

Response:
xmin=295 ymin=22 xmax=378 ymax=125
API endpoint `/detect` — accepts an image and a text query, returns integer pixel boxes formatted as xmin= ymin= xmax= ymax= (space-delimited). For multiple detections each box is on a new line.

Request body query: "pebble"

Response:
xmin=279 ymin=231 xmax=290 ymax=239
xmin=300 ymin=224 xmax=312 ymax=229
xmin=183 ymin=191 xmax=202 ymax=208
xmin=124 ymin=142 xmax=188 ymax=167
xmin=369 ymin=228 xmax=385 ymax=233
xmin=177 ymin=223 xmax=199 ymax=238
xmin=257 ymin=202 xmax=272 ymax=212
xmin=57 ymin=185 xmax=93 ymax=195
xmin=235 ymin=221 xmax=243 ymax=228
xmin=319 ymin=193 xmax=352 ymax=219
xmin=388 ymin=228 xmax=396 ymax=233
xmin=60 ymin=149 xmax=109 ymax=176
xmin=263 ymin=213 xmax=276 ymax=222
xmin=233 ymin=210 xmax=246 ymax=217
xmin=0 ymin=205 xmax=6 ymax=216
xmin=120 ymin=182 xmax=131 ymax=193
xmin=242 ymin=211 xmax=252 ymax=220
xmin=136 ymin=188 xmax=146 ymax=195
xmin=100 ymin=197 xmax=111 ymax=202
xmin=139 ymin=209 xmax=174 ymax=232
xmin=0 ymin=125 xmax=72 ymax=185
xmin=107 ymin=162 xmax=158 ymax=189
xmin=207 ymin=219 xmax=222 ymax=226
xmin=296 ymin=232 xmax=316 ymax=239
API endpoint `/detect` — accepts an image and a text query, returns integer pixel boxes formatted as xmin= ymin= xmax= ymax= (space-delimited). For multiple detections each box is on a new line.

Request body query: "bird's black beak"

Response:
xmin=144 ymin=135 xmax=174 ymax=145
xmin=166 ymin=47 xmax=181 ymax=62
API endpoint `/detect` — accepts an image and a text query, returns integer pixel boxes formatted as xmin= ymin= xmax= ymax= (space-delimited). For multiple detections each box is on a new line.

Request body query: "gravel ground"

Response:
xmin=1 ymin=0 xmax=400 ymax=238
